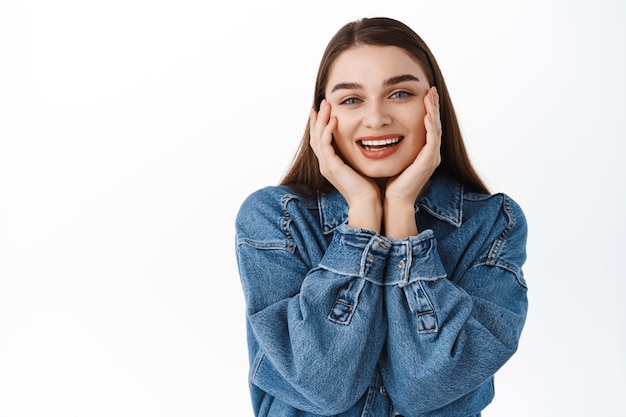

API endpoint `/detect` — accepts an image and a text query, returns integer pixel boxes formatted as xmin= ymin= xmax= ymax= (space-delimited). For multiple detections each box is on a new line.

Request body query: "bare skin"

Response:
xmin=309 ymin=46 xmax=442 ymax=240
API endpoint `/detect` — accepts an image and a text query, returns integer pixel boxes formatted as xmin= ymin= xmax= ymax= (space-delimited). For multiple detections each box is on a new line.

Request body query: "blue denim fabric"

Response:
xmin=235 ymin=172 xmax=528 ymax=417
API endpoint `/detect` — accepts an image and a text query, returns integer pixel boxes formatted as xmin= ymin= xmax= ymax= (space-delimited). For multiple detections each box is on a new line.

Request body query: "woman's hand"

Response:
xmin=383 ymin=87 xmax=442 ymax=239
xmin=309 ymin=100 xmax=382 ymax=232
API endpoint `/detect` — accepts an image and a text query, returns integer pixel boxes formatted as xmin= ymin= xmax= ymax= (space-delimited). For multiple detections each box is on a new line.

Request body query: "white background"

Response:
xmin=1 ymin=0 xmax=625 ymax=416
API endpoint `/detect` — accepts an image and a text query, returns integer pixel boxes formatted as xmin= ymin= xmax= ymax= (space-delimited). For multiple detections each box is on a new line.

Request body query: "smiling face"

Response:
xmin=325 ymin=45 xmax=431 ymax=179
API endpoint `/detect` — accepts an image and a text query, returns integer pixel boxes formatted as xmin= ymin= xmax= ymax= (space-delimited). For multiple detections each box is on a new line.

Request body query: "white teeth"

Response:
xmin=361 ymin=137 xmax=401 ymax=146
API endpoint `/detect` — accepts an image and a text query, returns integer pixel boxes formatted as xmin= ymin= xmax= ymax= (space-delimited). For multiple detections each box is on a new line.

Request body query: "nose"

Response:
xmin=363 ymin=101 xmax=391 ymax=129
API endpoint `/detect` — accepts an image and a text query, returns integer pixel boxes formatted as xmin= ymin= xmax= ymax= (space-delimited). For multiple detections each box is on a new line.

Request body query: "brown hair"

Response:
xmin=280 ymin=17 xmax=489 ymax=196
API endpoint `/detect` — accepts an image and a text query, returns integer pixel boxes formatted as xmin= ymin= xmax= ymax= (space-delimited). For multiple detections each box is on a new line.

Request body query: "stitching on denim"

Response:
xmin=402 ymin=240 xmax=411 ymax=283
xmin=327 ymin=278 xmax=365 ymax=325
xmin=486 ymin=195 xmax=514 ymax=266
xmin=496 ymin=259 xmax=527 ymax=288
xmin=403 ymin=281 xmax=438 ymax=334
xmin=416 ymin=280 xmax=438 ymax=333
xmin=250 ymin=350 xmax=265 ymax=383
xmin=280 ymin=193 xmax=299 ymax=254
xmin=472 ymin=260 xmax=527 ymax=289
xmin=464 ymin=192 xmax=493 ymax=202
xmin=360 ymin=238 xmax=376 ymax=277
xmin=333 ymin=300 xmax=353 ymax=308
xmin=237 ymin=237 xmax=292 ymax=251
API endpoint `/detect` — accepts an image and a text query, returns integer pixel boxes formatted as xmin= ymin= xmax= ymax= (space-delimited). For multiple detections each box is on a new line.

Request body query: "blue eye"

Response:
xmin=341 ymin=97 xmax=361 ymax=105
xmin=391 ymin=91 xmax=412 ymax=99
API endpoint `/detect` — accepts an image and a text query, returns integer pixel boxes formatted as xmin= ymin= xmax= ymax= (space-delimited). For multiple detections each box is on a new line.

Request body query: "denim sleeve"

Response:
xmin=236 ymin=193 xmax=388 ymax=415
xmin=380 ymin=196 xmax=528 ymax=415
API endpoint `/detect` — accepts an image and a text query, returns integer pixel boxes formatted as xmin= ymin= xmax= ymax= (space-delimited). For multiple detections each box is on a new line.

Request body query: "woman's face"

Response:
xmin=325 ymin=45 xmax=431 ymax=179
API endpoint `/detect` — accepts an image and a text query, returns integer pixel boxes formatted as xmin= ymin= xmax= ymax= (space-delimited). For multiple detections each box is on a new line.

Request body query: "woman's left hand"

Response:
xmin=385 ymin=86 xmax=442 ymax=205
xmin=383 ymin=86 xmax=442 ymax=239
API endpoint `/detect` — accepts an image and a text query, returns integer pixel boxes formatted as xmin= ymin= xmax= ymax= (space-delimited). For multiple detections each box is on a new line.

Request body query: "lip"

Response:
xmin=357 ymin=134 xmax=404 ymax=160
xmin=358 ymin=133 xmax=403 ymax=142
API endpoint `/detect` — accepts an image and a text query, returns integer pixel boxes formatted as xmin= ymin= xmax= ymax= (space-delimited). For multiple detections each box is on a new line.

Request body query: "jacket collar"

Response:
xmin=416 ymin=172 xmax=463 ymax=227
xmin=318 ymin=171 xmax=464 ymax=234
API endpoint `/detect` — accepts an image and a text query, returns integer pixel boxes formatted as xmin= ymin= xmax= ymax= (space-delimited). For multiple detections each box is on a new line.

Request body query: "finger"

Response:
xmin=424 ymin=87 xmax=442 ymax=146
xmin=316 ymin=100 xmax=333 ymax=141
xmin=417 ymin=88 xmax=441 ymax=168
xmin=310 ymin=101 xmax=329 ymax=142
xmin=309 ymin=107 xmax=318 ymax=130
xmin=424 ymin=87 xmax=440 ymax=127
xmin=317 ymin=117 xmax=338 ymax=164
xmin=309 ymin=102 xmax=325 ymax=153
xmin=310 ymin=101 xmax=337 ymax=164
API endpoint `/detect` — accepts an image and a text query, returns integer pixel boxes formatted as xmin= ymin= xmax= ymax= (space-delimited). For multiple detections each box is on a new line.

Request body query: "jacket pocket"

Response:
xmin=327 ymin=278 xmax=366 ymax=325
xmin=403 ymin=280 xmax=438 ymax=333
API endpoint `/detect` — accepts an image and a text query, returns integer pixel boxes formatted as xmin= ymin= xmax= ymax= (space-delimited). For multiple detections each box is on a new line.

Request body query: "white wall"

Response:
xmin=1 ymin=0 xmax=624 ymax=416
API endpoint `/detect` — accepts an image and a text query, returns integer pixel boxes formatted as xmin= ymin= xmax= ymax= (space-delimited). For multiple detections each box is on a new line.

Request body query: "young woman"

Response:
xmin=235 ymin=17 xmax=528 ymax=417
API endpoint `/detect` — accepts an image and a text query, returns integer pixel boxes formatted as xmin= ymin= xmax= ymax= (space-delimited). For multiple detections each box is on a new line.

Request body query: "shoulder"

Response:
xmin=238 ymin=186 xmax=294 ymax=210
xmin=463 ymin=191 xmax=527 ymax=234
xmin=237 ymin=186 xmax=295 ymax=223
xmin=463 ymin=191 xmax=528 ymax=282
xmin=237 ymin=185 xmax=310 ymax=218
xmin=235 ymin=186 xmax=314 ymax=238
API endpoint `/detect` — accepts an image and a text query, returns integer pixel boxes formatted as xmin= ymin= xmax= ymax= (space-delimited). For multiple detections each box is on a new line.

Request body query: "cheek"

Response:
xmin=409 ymin=107 xmax=427 ymax=135
xmin=331 ymin=110 xmax=351 ymax=130
xmin=398 ymin=111 xmax=426 ymax=141
xmin=415 ymin=119 xmax=427 ymax=139
xmin=406 ymin=115 xmax=427 ymax=156
xmin=330 ymin=113 xmax=354 ymax=150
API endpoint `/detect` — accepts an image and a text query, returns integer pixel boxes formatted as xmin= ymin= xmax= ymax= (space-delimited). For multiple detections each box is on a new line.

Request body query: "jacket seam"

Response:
xmin=486 ymin=195 xmax=514 ymax=266
xmin=472 ymin=259 xmax=527 ymax=289
xmin=280 ymin=193 xmax=299 ymax=254
xmin=237 ymin=237 xmax=294 ymax=252
xmin=251 ymin=350 xmax=265 ymax=383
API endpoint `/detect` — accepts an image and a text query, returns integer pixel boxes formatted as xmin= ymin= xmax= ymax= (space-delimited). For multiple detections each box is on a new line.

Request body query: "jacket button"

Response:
xmin=379 ymin=386 xmax=387 ymax=395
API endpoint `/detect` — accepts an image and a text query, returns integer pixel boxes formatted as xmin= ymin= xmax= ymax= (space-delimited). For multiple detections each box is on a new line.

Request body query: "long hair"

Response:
xmin=280 ymin=17 xmax=489 ymax=196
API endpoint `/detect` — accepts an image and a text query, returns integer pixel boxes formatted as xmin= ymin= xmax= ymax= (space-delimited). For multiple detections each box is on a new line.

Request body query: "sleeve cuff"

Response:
xmin=318 ymin=224 xmax=390 ymax=282
xmin=406 ymin=229 xmax=448 ymax=282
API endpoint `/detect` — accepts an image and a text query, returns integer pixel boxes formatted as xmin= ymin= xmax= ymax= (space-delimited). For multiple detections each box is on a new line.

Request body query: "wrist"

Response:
xmin=383 ymin=198 xmax=418 ymax=239
xmin=347 ymin=199 xmax=383 ymax=233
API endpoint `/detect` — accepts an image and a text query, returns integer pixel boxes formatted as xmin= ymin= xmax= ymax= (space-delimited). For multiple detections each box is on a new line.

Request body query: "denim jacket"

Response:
xmin=235 ymin=172 xmax=528 ymax=417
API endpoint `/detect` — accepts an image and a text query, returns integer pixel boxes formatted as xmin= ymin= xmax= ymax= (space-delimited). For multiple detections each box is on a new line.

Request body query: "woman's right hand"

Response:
xmin=309 ymin=100 xmax=382 ymax=232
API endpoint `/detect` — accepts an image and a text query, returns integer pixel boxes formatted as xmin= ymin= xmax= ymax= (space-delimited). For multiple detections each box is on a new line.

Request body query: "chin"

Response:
xmin=359 ymin=166 xmax=405 ymax=179
xmin=353 ymin=154 xmax=417 ymax=180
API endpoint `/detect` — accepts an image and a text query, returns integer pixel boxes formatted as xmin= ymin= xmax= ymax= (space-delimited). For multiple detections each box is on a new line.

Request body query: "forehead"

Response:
xmin=326 ymin=45 xmax=426 ymax=87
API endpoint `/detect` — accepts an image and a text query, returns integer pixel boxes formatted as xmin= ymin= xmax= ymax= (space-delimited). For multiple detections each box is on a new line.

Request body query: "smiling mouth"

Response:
xmin=359 ymin=136 xmax=403 ymax=151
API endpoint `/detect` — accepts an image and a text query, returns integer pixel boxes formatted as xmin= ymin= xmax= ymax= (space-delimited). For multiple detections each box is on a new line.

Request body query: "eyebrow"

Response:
xmin=330 ymin=82 xmax=363 ymax=93
xmin=330 ymin=74 xmax=421 ymax=93
xmin=385 ymin=74 xmax=420 ymax=86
